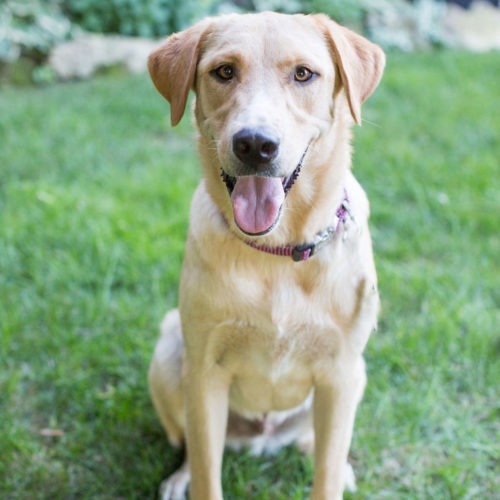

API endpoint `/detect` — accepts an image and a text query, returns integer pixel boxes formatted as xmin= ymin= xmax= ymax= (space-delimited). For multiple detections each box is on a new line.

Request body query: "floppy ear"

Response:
xmin=148 ymin=20 xmax=210 ymax=126
xmin=313 ymin=14 xmax=385 ymax=125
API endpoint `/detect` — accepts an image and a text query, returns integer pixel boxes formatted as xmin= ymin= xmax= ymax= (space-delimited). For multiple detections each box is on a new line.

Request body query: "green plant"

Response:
xmin=0 ymin=0 xmax=71 ymax=84
xmin=61 ymin=0 xmax=218 ymax=37
xmin=0 ymin=0 xmax=71 ymax=64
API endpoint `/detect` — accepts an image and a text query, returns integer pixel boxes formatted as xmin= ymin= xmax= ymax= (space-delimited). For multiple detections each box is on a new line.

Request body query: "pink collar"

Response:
xmin=242 ymin=190 xmax=352 ymax=262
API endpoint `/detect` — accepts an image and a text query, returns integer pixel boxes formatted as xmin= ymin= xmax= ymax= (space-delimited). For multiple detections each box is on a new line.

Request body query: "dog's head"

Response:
xmin=149 ymin=12 xmax=384 ymax=238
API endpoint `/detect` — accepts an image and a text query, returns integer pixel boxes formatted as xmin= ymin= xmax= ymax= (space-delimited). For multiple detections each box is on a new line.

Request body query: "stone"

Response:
xmin=49 ymin=32 xmax=161 ymax=80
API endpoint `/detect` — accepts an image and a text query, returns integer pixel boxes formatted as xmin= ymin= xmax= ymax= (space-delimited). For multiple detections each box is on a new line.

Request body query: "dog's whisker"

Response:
xmin=360 ymin=118 xmax=381 ymax=128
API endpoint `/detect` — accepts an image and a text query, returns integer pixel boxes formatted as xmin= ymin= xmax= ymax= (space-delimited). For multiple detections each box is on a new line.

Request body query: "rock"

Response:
xmin=49 ymin=32 xmax=161 ymax=80
xmin=445 ymin=1 xmax=500 ymax=51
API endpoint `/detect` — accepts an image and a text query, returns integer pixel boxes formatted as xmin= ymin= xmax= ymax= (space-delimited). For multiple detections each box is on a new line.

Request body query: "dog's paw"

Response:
xmin=159 ymin=462 xmax=190 ymax=500
xmin=344 ymin=462 xmax=357 ymax=493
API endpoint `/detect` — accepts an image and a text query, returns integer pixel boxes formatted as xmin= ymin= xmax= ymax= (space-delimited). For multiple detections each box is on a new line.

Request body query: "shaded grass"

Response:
xmin=0 ymin=50 xmax=498 ymax=498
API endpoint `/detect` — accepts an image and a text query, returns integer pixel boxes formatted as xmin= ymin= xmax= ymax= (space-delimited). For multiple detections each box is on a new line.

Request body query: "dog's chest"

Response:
xmin=222 ymin=324 xmax=316 ymax=413
xmin=216 ymin=277 xmax=343 ymax=413
xmin=182 ymin=228 xmax=378 ymax=412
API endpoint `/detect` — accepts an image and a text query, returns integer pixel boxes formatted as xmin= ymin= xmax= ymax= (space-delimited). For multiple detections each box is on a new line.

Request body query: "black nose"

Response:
xmin=232 ymin=128 xmax=280 ymax=165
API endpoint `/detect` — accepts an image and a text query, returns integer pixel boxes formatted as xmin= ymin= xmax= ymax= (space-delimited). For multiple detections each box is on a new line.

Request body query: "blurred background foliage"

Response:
xmin=0 ymin=0 xmax=454 ymax=67
xmin=60 ymin=0 xmax=217 ymax=37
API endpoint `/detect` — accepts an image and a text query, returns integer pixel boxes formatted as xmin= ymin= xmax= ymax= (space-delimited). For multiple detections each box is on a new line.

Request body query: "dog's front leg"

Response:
xmin=311 ymin=359 xmax=366 ymax=500
xmin=184 ymin=362 xmax=230 ymax=500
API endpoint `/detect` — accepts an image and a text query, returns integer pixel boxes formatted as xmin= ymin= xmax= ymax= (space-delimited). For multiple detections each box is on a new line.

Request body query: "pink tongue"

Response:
xmin=231 ymin=176 xmax=285 ymax=235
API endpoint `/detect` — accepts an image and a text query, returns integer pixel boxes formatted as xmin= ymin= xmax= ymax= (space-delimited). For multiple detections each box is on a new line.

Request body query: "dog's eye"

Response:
xmin=213 ymin=64 xmax=235 ymax=81
xmin=294 ymin=66 xmax=314 ymax=83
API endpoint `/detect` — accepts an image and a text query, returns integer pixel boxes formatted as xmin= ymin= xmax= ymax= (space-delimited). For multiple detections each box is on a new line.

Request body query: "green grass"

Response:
xmin=1 ymin=50 xmax=498 ymax=499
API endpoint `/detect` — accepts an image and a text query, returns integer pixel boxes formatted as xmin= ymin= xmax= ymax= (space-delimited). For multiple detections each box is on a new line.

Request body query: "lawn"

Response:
xmin=0 ymin=50 xmax=498 ymax=499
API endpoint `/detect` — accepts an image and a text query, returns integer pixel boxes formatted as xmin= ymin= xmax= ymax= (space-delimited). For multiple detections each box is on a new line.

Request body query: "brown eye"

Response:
xmin=213 ymin=64 xmax=234 ymax=81
xmin=294 ymin=66 xmax=314 ymax=83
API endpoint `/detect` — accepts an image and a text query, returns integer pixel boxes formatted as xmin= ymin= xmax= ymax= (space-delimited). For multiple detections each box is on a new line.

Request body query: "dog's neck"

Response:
xmin=239 ymin=189 xmax=352 ymax=261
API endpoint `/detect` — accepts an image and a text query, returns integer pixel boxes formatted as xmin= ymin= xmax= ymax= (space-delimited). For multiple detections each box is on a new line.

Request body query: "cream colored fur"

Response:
xmin=147 ymin=11 xmax=384 ymax=500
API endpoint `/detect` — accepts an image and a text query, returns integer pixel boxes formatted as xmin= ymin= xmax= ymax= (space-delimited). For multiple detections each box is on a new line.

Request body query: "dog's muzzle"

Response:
xmin=221 ymin=141 xmax=310 ymax=236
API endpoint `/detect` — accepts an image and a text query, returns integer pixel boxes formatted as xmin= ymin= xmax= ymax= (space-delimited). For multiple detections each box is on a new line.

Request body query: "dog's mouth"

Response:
xmin=221 ymin=147 xmax=308 ymax=236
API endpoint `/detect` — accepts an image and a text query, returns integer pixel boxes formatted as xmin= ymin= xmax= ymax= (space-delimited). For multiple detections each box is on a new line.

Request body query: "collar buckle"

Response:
xmin=292 ymin=243 xmax=315 ymax=262
xmin=292 ymin=226 xmax=337 ymax=262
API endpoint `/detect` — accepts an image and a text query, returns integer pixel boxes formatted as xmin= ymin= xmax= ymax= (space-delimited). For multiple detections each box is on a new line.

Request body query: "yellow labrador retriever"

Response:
xmin=148 ymin=11 xmax=384 ymax=500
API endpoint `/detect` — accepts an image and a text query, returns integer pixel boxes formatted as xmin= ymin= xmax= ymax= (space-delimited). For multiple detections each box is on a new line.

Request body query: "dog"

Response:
xmin=147 ymin=11 xmax=384 ymax=500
